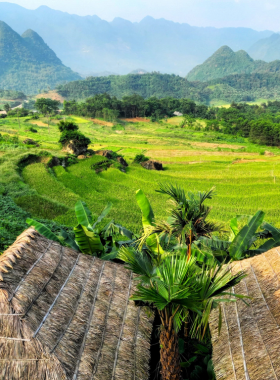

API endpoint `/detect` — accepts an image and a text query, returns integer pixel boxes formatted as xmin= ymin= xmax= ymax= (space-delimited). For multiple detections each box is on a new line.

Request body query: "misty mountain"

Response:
xmin=187 ymin=46 xmax=280 ymax=82
xmin=0 ymin=21 xmax=81 ymax=94
xmin=0 ymin=2 xmax=273 ymax=76
xmin=248 ymin=34 xmax=280 ymax=62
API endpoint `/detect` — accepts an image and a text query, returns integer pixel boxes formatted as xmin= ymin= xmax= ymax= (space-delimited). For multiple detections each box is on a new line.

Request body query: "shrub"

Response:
xmin=133 ymin=153 xmax=149 ymax=163
xmin=58 ymin=121 xmax=79 ymax=132
xmin=57 ymin=121 xmax=91 ymax=148
xmin=28 ymin=126 xmax=38 ymax=133
xmin=59 ymin=130 xmax=91 ymax=146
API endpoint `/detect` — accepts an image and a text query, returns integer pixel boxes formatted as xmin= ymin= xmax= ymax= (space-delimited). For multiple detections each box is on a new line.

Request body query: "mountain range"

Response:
xmin=249 ymin=34 xmax=280 ymax=62
xmin=187 ymin=46 xmax=280 ymax=82
xmin=0 ymin=2 xmax=275 ymax=76
xmin=0 ymin=21 xmax=81 ymax=94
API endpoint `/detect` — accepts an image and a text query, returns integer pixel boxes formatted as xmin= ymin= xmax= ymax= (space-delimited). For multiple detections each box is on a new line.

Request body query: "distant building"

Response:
xmin=173 ymin=111 xmax=183 ymax=116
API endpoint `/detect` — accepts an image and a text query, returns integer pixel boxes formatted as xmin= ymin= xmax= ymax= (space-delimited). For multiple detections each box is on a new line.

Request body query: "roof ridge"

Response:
xmin=0 ymin=228 xmax=37 ymax=281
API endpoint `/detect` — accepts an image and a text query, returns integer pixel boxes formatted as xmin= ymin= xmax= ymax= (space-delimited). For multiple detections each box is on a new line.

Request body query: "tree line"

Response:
xmin=216 ymin=101 xmax=280 ymax=146
xmin=63 ymin=93 xmax=216 ymax=120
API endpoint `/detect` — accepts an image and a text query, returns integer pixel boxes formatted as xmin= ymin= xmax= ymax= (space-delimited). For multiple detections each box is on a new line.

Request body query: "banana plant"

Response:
xmin=27 ymin=200 xmax=135 ymax=260
xmin=135 ymin=189 xmax=164 ymax=256
xmin=199 ymin=210 xmax=280 ymax=261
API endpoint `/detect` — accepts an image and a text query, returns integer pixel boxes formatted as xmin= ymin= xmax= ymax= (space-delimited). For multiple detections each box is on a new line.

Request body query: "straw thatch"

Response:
xmin=0 ymin=228 xmax=153 ymax=379
xmin=210 ymin=247 xmax=280 ymax=380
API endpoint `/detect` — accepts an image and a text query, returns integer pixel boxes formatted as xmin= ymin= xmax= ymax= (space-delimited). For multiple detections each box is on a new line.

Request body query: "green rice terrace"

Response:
xmin=1 ymin=114 xmax=280 ymax=236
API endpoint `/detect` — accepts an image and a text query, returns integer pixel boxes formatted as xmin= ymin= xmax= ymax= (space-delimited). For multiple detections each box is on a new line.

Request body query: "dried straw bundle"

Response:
xmin=210 ymin=247 xmax=280 ymax=380
xmin=0 ymin=228 xmax=153 ymax=379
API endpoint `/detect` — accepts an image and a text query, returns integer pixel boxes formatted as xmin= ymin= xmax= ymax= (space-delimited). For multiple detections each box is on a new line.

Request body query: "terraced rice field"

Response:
xmin=2 ymin=115 xmax=280 ymax=232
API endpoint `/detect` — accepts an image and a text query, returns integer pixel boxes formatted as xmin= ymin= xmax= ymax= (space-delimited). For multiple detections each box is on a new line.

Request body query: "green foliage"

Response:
xmin=58 ymin=121 xmax=79 ymax=132
xmin=28 ymin=126 xmax=37 ymax=133
xmin=57 ymin=121 xmax=91 ymax=148
xmin=133 ymin=154 xmax=149 ymax=163
xmin=35 ymin=98 xmax=60 ymax=115
xmin=0 ymin=89 xmax=26 ymax=100
xmin=57 ymin=69 xmax=280 ymax=105
xmin=27 ymin=200 xmax=135 ymax=259
xmin=0 ymin=22 xmax=81 ymax=94
xmin=0 ymin=195 xmax=73 ymax=253
xmin=187 ymin=45 xmax=280 ymax=82
xmin=200 ymin=211 xmax=280 ymax=261
xmin=62 ymin=93 xmax=214 ymax=119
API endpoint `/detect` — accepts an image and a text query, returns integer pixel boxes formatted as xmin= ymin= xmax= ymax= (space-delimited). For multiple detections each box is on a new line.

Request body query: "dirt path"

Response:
xmin=192 ymin=142 xmax=245 ymax=150
xmin=91 ymin=119 xmax=114 ymax=127
xmin=146 ymin=149 xmax=256 ymax=158
xmin=121 ymin=117 xmax=150 ymax=123
xmin=30 ymin=120 xmax=48 ymax=127
xmin=233 ymin=159 xmax=268 ymax=164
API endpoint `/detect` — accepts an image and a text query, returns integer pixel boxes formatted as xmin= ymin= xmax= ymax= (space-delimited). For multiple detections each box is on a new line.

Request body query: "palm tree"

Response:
xmin=137 ymin=185 xmax=222 ymax=258
xmin=156 ymin=183 xmax=221 ymax=247
xmin=118 ymin=247 xmax=246 ymax=380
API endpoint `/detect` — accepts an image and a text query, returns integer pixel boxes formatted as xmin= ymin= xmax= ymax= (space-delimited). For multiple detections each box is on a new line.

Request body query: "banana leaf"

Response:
xmin=136 ymin=189 xmax=155 ymax=229
xmin=253 ymin=222 xmax=280 ymax=253
xmin=229 ymin=210 xmax=265 ymax=260
xmin=199 ymin=236 xmax=231 ymax=251
xmin=74 ymin=224 xmax=104 ymax=255
xmin=26 ymin=218 xmax=61 ymax=243
xmin=75 ymin=201 xmax=93 ymax=230
xmin=136 ymin=189 xmax=164 ymax=255
xmin=59 ymin=229 xmax=80 ymax=251
xmin=229 ymin=216 xmax=239 ymax=241
xmin=92 ymin=202 xmax=113 ymax=229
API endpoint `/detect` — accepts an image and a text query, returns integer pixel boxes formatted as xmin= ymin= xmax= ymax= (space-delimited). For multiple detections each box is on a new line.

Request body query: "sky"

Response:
xmin=1 ymin=0 xmax=280 ymax=31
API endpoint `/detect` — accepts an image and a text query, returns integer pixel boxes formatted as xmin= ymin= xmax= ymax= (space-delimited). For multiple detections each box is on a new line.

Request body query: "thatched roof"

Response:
xmin=0 ymin=228 xmax=153 ymax=379
xmin=210 ymin=247 xmax=280 ymax=380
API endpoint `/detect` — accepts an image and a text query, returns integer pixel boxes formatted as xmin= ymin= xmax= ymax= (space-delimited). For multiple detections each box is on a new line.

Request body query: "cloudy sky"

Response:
xmin=2 ymin=0 xmax=279 ymax=31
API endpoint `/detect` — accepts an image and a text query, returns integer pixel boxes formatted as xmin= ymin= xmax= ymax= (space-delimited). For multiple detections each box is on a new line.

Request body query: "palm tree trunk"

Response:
xmin=160 ymin=327 xmax=181 ymax=380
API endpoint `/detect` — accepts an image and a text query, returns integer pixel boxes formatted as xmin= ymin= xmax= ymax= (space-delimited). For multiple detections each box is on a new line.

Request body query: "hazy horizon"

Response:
xmin=0 ymin=0 xmax=279 ymax=32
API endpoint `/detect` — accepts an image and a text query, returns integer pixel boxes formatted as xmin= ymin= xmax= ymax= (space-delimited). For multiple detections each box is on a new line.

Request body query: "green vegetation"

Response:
xmin=56 ymin=70 xmax=280 ymax=104
xmin=2 ymin=103 xmax=280 ymax=380
xmin=0 ymin=21 xmax=81 ymax=94
xmin=57 ymin=120 xmax=91 ymax=150
xmin=187 ymin=45 xmax=280 ymax=82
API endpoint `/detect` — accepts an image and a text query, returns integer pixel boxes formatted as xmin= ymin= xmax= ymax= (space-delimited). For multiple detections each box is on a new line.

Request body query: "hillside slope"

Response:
xmin=56 ymin=72 xmax=280 ymax=104
xmin=248 ymin=34 xmax=280 ymax=62
xmin=187 ymin=46 xmax=280 ymax=82
xmin=0 ymin=2 xmax=273 ymax=76
xmin=0 ymin=21 xmax=81 ymax=94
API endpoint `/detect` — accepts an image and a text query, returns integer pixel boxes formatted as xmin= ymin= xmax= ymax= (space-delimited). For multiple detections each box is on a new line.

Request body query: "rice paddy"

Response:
xmin=1 ymin=114 xmax=280 ymax=232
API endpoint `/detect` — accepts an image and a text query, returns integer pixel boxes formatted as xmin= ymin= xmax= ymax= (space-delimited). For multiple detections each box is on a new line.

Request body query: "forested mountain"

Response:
xmin=0 ymin=2 xmax=273 ymax=76
xmin=0 ymin=21 xmax=81 ymax=94
xmin=56 ymin=72 xmax=280 ymax=104
xmin=248 ymin=34 xmax=280 ymax=62
xmin=187 ymin=46 xmax=280 ymax=82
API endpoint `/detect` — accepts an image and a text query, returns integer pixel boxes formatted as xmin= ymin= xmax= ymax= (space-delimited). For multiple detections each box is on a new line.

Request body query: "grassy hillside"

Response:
xmin=1 ymin=114 xmax=280 ymax=242
xmin=0 ymin=21 xmax=81 ymax=94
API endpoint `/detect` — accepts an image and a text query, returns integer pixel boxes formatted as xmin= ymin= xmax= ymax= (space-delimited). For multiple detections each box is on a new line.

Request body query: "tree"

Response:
xmin=4 ymin=103 xmax=11 ymax=113
xmin=138 ymin=184 xmax=222 ymax=258
xmin=118 ymin=246 xmax=245 ymax=380
xmin=57 ymin=120 xmax=91 ymax=155
xmin=35 ymin=98 xmax=61 ymax=133
xmin=35 ymin=98 xmax=60 ymax=115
